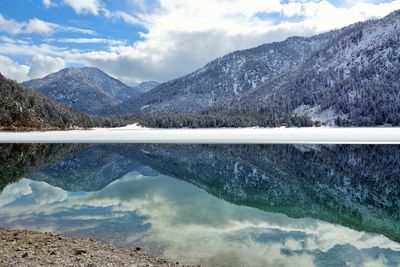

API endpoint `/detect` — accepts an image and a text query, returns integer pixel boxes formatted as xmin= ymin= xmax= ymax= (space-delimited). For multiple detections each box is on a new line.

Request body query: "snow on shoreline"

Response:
xmin=1 ymin=125 xmax=400 ymax=144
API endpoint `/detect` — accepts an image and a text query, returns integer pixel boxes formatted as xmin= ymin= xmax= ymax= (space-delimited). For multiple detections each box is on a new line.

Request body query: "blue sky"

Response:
xmin=0 ymin=0 xmax=400 ymax=85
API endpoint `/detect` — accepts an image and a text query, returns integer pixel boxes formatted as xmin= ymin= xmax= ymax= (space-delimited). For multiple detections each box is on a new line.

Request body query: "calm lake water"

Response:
xmin=0 ymin=144 xmax=399 ymax=267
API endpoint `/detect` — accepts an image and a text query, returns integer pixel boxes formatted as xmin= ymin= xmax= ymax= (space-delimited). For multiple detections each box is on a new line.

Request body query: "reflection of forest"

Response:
xmin=1 ymin=144 xmax=399 ymax=242
xmin=0 ymin=144 xmax=83 ymax=192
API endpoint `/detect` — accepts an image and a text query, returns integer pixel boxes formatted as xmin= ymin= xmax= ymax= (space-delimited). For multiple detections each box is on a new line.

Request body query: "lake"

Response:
xmin=0 ymin=144 xmax=399 ymax=266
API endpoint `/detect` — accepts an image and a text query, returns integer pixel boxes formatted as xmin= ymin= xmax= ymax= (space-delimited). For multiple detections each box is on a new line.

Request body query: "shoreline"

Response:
xmin=0 ymin=227 xmax=187 ymax=267
xmin=1 ymin=125 xmax=400 ymax=144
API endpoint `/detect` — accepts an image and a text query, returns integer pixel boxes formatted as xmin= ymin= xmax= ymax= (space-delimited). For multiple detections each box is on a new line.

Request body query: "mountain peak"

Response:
xmin=55 ymin=66 xmax=106 ymax=76
xmin=22 ymin=67 xmax=160 ymax=115
xmin=22 ymin=67 xmax=133 ymax=114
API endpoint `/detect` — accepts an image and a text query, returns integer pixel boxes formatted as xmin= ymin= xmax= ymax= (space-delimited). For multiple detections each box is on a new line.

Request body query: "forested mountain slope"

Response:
xmin=0 ymin=73 xmax=128 ymax=130
xmin=114 ymin=10 xmax=400 ymax=126
xmin=237 ymin=10 xmax=400 ymax=126
xmin=112 ymin=28 xmax=344 ymax=114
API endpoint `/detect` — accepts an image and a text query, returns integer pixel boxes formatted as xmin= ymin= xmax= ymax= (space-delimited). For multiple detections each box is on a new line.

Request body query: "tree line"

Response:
xmin=134 ymin=112 xmax=321 ymax=128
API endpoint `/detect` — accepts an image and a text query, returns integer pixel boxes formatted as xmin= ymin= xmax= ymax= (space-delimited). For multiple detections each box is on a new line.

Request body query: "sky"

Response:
xmin=0 ymin=0 xmax=400 ymax=85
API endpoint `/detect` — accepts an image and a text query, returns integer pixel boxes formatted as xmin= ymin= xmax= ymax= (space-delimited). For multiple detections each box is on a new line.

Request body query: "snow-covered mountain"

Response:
xmin=237 ymin=10 xmax=400 ymax=126
xmin=0 ymin=73 xmax=120 ymax=130
xmin=116 ymin=10 xmax=400 ymax=126
xmin=113 ymin=29 xmax=343 ymax=114
xmin=22 ymin=67 xmax=158 ymax=115
xmin=135 ymin=81 xmax=161 ymax=94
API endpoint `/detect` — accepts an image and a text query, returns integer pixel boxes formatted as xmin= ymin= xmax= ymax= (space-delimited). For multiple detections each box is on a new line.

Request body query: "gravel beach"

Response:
xmin=0 ymin=227 xmax=192 ymax=267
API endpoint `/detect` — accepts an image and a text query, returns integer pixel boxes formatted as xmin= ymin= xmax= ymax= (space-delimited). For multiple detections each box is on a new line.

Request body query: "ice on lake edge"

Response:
xmin=1 ymin=124 xmax=400 ymax=144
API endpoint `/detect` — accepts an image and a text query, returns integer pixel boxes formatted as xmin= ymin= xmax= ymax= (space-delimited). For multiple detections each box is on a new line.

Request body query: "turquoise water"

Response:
xmin=0 ymin=144 xmax=399 ymax=266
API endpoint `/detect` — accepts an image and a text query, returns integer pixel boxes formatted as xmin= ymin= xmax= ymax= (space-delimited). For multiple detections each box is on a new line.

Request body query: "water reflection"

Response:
xmin=0 ymin=144 xmax=399 ymax=267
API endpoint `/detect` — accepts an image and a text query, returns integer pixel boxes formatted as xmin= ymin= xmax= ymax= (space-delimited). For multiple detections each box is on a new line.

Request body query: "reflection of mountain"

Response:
xmin=0 ymin=144 xmax=82 ymax=192
xmin=1 ymin=144 xmax=399 ymax=242
xmin=28 ymin=145 xmax=159 ymax=192
xmin=122 ymin=144 xmax=400 ymax=242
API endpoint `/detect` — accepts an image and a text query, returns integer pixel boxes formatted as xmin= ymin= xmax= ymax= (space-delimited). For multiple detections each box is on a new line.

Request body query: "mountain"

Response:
xmin=0 ymin=73 xmax=126 ymax=130
xmin=111 ymin=29 xmax=343 ymax=114
xmin=237 ymin=10 xmax=400 ymax=126
xmin=115 ymin=10 xmax=400 ymax=126
xmin=22 ymin=67 xmax=147 ymax=114
xmin=135 ymin=81 xmax=161 ymax=94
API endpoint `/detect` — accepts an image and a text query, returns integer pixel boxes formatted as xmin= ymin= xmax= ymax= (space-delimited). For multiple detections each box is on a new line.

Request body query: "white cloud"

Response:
xmin=25 ymin=19 xmax=96 ymax=35
xmin=105 ymin=10 xmax=142 ymax=25
xmin=0 ymin=54 xmax=65 ymax=81
xmin=0 ymin=42 xmax=71 ymax=58
xmin=2 ymin=1 xmax=400 ymax=83
xmin=0 ymin=55 xmax=30 ymax=81
xmin=59 ymin=0 xmax=400 ymax=83
xmin=51 ymin=37 xmax=126 ymax=46
xmin=24 ymin=18 xmax=54 ymax=35
xmin=28 ymin=55 xmax=65 ymax=79
xmin=52 ymin=0 xmax=142 ymax=25
xmin=63 ymin=0 xmax=104 ymax=15
xmin=0 ymin=15 xmax=53 ymax=35
xmin=42 ymin=0 xmax=54 ymax=8
xmin=0 ymin=14 xmax=95 ymax=35
xmin=0 ymin=14 xmax=24 ymax=35
xmin=283 ymin=3 xmax=304 ymax=17
xmin=0 ymin=36 xmax=31 ymax=45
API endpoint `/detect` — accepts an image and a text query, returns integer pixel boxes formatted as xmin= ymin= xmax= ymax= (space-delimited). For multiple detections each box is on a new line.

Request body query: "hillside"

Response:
xmin=22 ymin=67 xmax=159 ymax=115
xmin=135 ymin=81 xmax=161 ymax=94
xmin=0 ymin=73 xmax=129 ymax=130
xmin=236 ymin=10 xmax=400 ymax=126
xmin=110 ymin=29 xmax=343 ymax=115
xmin=113 ymin=10 xmax=400 ymax=126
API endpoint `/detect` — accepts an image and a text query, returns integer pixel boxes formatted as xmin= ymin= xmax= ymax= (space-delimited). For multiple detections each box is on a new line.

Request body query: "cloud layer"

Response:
xmin=1 ymin=0 xmax=400 ymax=84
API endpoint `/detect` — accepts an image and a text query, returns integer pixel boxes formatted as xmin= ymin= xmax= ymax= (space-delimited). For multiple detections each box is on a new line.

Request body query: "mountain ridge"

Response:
xmin=110 ymin=28 xmax=346 ymax=115
xmin=22 ymin=67 xmax=159 ymax=115
xmin=109 ymin=10 xmax=400 ymax=126
xmin=235 ymin=11 xmax=400 ymax=126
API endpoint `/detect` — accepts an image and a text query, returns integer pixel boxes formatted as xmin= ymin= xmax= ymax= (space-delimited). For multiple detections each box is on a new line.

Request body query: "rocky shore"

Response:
xmin=0 ymin=228 xmax=191 ymax=267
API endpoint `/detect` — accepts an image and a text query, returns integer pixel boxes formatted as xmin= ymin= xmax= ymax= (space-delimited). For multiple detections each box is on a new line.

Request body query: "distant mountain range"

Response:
xmin=22 ymin=67 xmax=160 ymax=115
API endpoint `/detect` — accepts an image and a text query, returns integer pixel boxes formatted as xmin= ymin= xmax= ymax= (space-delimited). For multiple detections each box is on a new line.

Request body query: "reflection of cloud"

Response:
xmin=0 ymin=174 xmax=399 ymax=267
xmin=29 ymin=181 xmax=67 ymax=205
xmin=0 ymin=178 xmax=67 ymax=207
xmin=0 ymin=179 xmax=33 ymax=206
